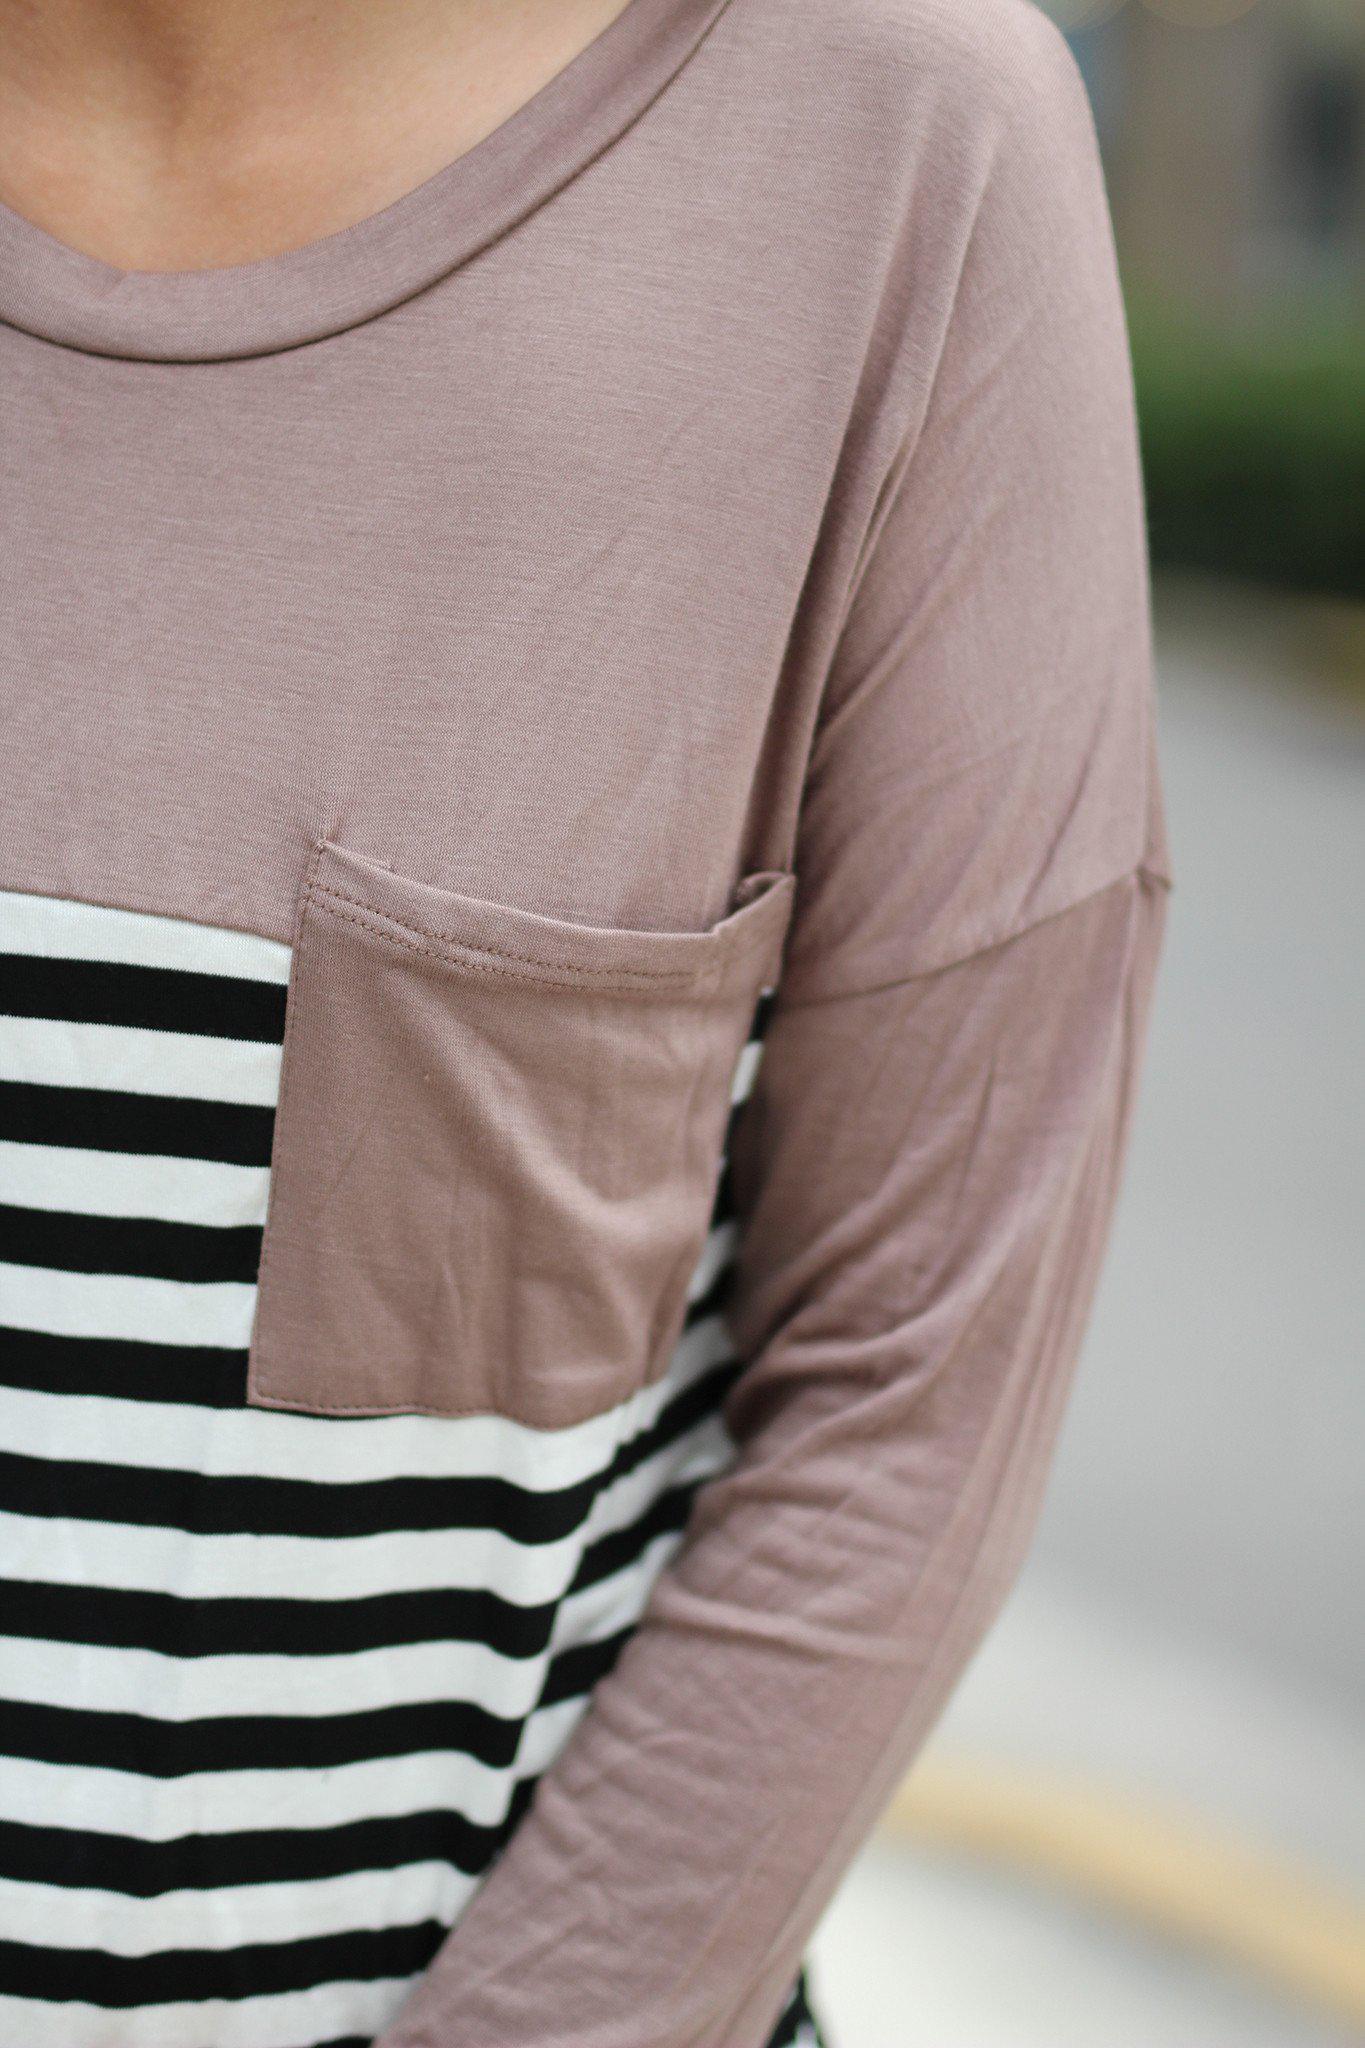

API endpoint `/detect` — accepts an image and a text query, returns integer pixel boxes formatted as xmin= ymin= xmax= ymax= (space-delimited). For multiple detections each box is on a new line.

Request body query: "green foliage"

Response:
xmin=1125 ymin=288 xmax=1365 ymax=603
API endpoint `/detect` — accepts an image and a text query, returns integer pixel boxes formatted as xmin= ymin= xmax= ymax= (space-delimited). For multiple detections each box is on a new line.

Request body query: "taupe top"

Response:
xmin=0 ymin=0 xmax=1172 ymax=2040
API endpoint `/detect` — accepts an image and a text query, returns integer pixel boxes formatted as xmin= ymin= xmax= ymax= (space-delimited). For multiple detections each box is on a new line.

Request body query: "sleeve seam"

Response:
xmin=774 ymin=861 xmax=1169 ymax=1011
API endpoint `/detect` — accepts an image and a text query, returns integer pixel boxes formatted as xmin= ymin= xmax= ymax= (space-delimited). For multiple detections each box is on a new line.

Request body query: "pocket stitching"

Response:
xmin=251 ymin=1386 xmax=520 ymax=1419
xmin=306 ymin=872 xmax=791 ymax=996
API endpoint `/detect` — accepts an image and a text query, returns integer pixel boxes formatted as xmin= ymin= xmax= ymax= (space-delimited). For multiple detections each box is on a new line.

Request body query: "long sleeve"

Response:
xmin=376 ymin=7 xmax=1174 ymax=2044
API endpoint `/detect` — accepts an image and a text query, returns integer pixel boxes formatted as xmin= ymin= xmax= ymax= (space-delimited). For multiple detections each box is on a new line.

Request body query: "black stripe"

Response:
xmin=538 ymin=1624 xmax=635 ymax=1708
xmin=767 ymin=1970 xmax=824 ymax=2048
xmin=0 ymin=1203 xmax=262 ymax=1286
xmin=0 ymin=1785 xmax=533 ymax=1895
xmin=711 ymin=1149 xmax=739 ymax=1232
xmin=0 ymin=1444 xmax=600 ymax=1543
xmin=0 ymin=1692 xmax=527 ymax=1778
xmin=0 ymin=1327 xmax=249 ymax=1407
xmin=750 ymin=985 xmax=778 ymax=1044
xmin=0 ymin=1079 xmax=274 ymax=1167
xmin=714 ymin=998 xmax=773 ymax=1206
xmin=721 ymin=1093 xmax=749 ymax=1160
xmin=0 ymin=1577 xmax=557 ymax=1661
xmin=0 ymin=1391 xmax=729 ymax=1560
xmin=0 ymin=1918 xmax=444 ymax=2006
xmin=0 ymin=953 xmax=286 ymax=1043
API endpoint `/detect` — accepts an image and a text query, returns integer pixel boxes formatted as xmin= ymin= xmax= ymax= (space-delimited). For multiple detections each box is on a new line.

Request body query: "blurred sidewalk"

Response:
xmin=808 ymin=574 xmax=1365 ymax=2048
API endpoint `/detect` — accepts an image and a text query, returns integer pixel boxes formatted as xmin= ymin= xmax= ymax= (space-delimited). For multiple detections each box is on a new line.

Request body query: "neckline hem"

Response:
xmin=0 ymin=0 xmax=732 ymax=363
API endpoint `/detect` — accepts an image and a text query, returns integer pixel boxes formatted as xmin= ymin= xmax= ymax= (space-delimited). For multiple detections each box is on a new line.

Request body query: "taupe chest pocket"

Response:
xmin=246 ymin=839 xmax=796 ymax=1427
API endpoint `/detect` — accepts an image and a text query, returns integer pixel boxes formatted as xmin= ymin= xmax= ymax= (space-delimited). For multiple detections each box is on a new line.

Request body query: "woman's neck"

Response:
xmin=0 ymin=0 xmax=635 ymax=270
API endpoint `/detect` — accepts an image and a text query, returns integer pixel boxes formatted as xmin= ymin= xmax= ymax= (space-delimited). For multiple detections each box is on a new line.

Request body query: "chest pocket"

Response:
xmin=246 ymin=838 xmax=796 ymax=1427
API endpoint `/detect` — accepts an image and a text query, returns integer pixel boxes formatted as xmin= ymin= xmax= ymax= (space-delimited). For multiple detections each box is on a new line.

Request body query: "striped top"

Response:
xmin=0 ymin=885 xmax=823 ymax=2048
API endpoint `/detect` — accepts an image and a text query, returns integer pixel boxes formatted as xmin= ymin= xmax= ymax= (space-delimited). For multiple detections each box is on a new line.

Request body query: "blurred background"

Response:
xmin=808 ymin=1 xmax=1365 ymax=2042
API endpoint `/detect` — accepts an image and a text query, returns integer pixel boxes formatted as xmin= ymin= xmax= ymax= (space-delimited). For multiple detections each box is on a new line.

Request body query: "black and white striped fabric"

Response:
xmin=0 ymin=886 xmax=824 ymax=2048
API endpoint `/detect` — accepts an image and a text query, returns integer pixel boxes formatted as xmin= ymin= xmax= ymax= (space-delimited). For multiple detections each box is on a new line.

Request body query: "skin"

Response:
xmin=0 ymin=0 xmax=637 ymax=269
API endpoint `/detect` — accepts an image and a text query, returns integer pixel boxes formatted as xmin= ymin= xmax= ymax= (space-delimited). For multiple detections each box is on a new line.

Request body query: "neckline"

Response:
xmin=0 ymin=0 xmax=733 ymax=364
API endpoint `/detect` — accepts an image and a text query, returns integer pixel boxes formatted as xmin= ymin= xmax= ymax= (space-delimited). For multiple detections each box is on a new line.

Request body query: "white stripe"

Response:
xmin=0 ymin=1504 xmax=580 ymax=1607
xmin=0 ymin=1138 xmax=270 ymax=1227
xmin=0 ymin=1720 xmax=540 ymax=1836
xmin=0 ymin=1262 xmax=258 ymax=1348
xmin=0 ymin=1308 xmax=736 ymax=1489
xmin=516 ymin=1690 xmax=591 ymax=1777
xmin=687 ymin=1216 xmax=738 ymax=1302
xmin=0 ymin=886 xmax=290 ymax=983
xmin=0 ymin=1014 xmax=282 ymax=1105
xmin=0 ymin=1978 xmax=407 ymax=2048
xmin=0 ymin=1628 xmax=552 ymax=1725
xmin=550 ymin=1526 xmax=686 ymax=1658
xmin=731 ymin=1035 xmax=763 ymax=1104
xmin=0 ymin=1860 xmax=476 ymax=1957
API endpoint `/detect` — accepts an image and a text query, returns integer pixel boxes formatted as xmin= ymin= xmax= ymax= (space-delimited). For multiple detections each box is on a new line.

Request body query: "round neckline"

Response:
xmin=0 ymin=0 xmax=733 ymax=364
